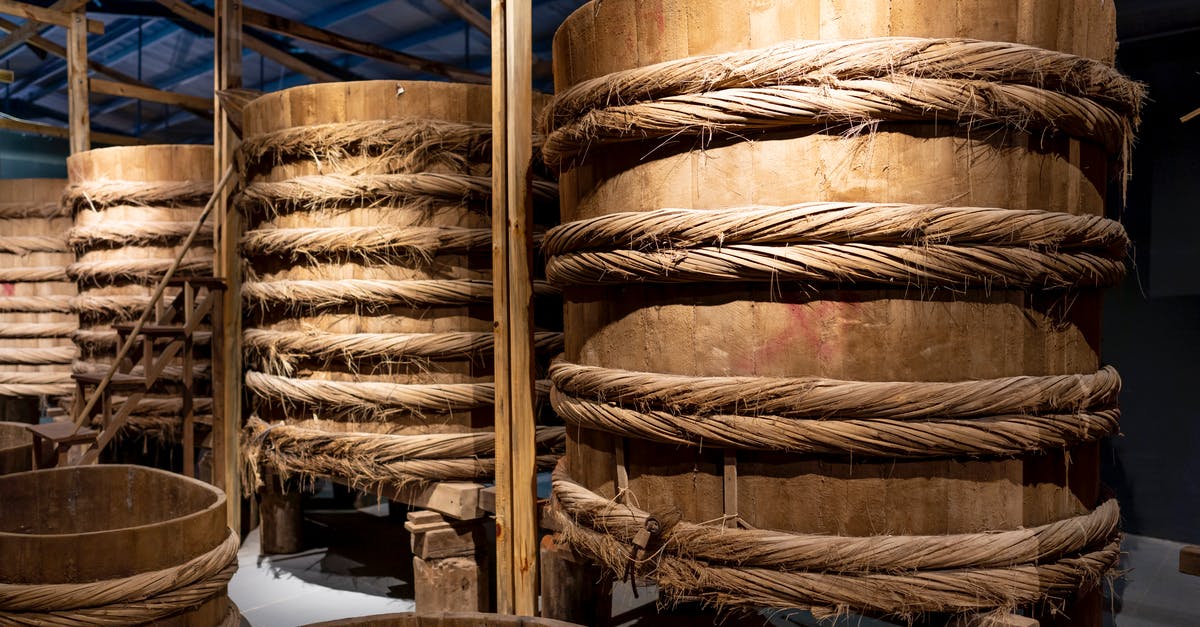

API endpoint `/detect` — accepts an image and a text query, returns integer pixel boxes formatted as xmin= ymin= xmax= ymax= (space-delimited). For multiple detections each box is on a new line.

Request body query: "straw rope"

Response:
xmin=0 ymin=323 xmax=76 ymax=339
xmin=0 ymin=530 xmax=237 ymax=626
xmin=0 ymin=202 xmax=65 ymax=220
xmin=540 ymin=38 xmax=1144 ymax=167
xmin=71 ymin=294 xmax=151 ymax=317
xmin=543 ymin=203 xmax=1129 ymax=256
xmin=62 ymin=180 xmax=213 ymax=211
xmin=0 ymin=296 xmax=73 ymax=313
xmin=243 ymin=278 xmax=558 ymax=311
xmin=244 ymin=328 xmax=563 ymax=375
xmin=0 ymin=267 xmax=68 ymax=282
xmin=67 ymin=221 xmax=213 ymax=249
xmin=550 ymin=360 xmax=1119 ymax=419
xmin=246 ymin=370 xmax=498 ymax=415
xmin=72 ymin=328 xmax=211 ymax=350
xmin=547 ymin=243 xmax=1124 ymax=289
xmin=0 ymin=371 xmax=73 ymax=397
xmin=0 ymin=346 xmax=77 ymax=366
xmin=243 ymin=416 xmax=565 ymax=490
xmin=241 ymin=225 xmax=491 ymax=261
xmin=552 ymin=465 xmax=1119 ymax=617
xmin=0 ymin=236 xmax=69 ymax=255
xmin=67 ymin=257 xmax=213 ymax=285
xmin=237 ymin=118 xmax=492 ymax=174
xmin=240 ymin=173 xmax=556 ymax=215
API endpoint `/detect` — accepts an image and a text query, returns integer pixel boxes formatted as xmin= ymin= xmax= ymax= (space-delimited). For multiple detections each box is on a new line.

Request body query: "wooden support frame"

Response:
xmin=213 ymin=0 xmax=242 ymax=536
xmin=156 ymin=0 xmax=340 ymax=83
xmin=437 ymin=0 xmax=490 ymax=37
xmin=0 ymin=0 xmax=102 ymax=34
xmin=65 ymin=5 xmax=87 ymax=154
xmin=0 ymin=68 xmax=11 ymax=83
xmin=242 ymin=7 xmax=487 ymax=84
xmin=491 ymin=0 xmax=537 ymax=615
xmin=0 ymin=0 xmax=87 ymax=57
xmin=0 ymin=117 xmax=138 ymax=145
xmin=90 ymin=78 xmax=211 ymax=112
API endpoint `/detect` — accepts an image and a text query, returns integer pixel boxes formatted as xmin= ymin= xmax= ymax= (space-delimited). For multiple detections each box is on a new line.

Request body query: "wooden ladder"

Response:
xmin=27 ymin=167 xmax=234 ymax=474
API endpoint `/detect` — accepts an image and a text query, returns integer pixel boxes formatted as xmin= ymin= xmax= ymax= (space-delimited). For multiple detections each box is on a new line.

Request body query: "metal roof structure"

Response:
xmin=0 ymin=0 xmax=586 ymax=144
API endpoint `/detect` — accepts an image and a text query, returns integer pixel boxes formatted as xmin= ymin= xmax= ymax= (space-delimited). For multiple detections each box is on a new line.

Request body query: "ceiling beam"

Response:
xmin=0 ymin=0 xmax=103 ymax=34
xmin=242 ymin=6 xmax=487 ymax=84
xmin=91 ymin=77 xmax=211 ymax=111
xmin=436 ymin=0 xmax=489 ymax=37
xmin=0 ymin=116 xmax=141 ymax=145
xmin=0 ymin=0 xmax=88 ymax=57
xmin=154 ymin=0 xmax=341 ymax=83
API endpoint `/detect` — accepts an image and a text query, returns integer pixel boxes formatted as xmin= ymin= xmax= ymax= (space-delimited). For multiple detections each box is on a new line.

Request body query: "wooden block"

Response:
xmin=259 ymin=474 xmax=302 ymax=555
xmin=387 ymin=481 xmax=485 ymax=521
xmin=1180 ymin=545 xmax=1200 ymax=576
xmin=413 ymin=554 xmax=491 ymax=613
xmin=540 ymin=534 xmax=612 ymax=624
xmin=405 ymin=510 xmax=489 ymax=560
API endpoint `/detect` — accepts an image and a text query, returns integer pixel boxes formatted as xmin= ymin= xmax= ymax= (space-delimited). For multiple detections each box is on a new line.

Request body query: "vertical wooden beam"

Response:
xmin=213 ymin=0 xmax=243 ymax=535
xmin=491 ymin=0 xmax=537 ymax=615
xmin=66 ymin=6 xmax=88 ymax=154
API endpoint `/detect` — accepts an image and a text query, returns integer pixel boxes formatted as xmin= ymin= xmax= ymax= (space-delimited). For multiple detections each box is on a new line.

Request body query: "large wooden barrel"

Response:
xmin=239 ymin=81 xmax=562 ymax=493
xmin=0 ymin=421 xmax=32 ymax=474
xmin=307 ymin=613 xmax=580 ymax=627
xmin=545 ymin=0 xmax=1136 ymax=622
xmin=65 ymin=146 xmax=214 ymax=442
xmin=0 ymin=178 xmax=75 ymax=422
xmin=0 ymin=464 xmax=238 ymax=625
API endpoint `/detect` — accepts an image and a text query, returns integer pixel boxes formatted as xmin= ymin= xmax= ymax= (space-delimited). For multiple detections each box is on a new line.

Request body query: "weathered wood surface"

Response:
xmin=0 ymin=421 xmax=32 ymax=474
xmin=305 ymin=612 xmax=581 ymax=626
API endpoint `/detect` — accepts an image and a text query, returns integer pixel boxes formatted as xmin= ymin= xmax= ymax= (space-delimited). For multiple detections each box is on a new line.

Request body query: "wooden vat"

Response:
xmin=66 ymin=145 xmax=214 ymax=442
xmin=0 ymin=464 xmax=237 ymax=625
xmin=547 ymin=0 xmax=1131 ymax=621
xmin=0 ymin=421 xmax=32 ymax=474
xmin=0 ymin=178 xmax=75 ymax=422
xmin=239 ymin=81 xmax=562 ymax=492
xmin=307 ymin=613 xmax=580 ymax=627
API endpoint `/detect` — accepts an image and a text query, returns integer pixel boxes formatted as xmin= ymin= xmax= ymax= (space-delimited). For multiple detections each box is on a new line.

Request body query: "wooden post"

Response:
xmin=66 ymin=6 xmax=88 ymax=154
xmin=491 ymin=0 xmax=537 ymax=615
xmin=259 ymin=472 xmax=302 ymax=554
xmin=540 ymin=534 xmax=612 ymax=623
xmin=406 ymin=511 xmax=493 ymax=612
xmin=213 ymin=0 xmax=242 ymax=535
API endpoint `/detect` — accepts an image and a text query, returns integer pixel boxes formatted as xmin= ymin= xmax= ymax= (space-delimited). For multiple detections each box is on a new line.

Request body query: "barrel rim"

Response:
xmin=242 ymin=79 xmax=491 ymax=128
xmin=0 ymin=463 xmax=226 ymax=540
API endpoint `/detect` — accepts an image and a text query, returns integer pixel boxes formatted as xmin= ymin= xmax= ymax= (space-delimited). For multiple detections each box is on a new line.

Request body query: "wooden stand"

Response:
xmin=406 ymin=510 xmax=492 ymax=612
xmin=259 ymin=472 xmax=303 ymax=555
xmin=540 ymin=534 xmax=611 ymax=624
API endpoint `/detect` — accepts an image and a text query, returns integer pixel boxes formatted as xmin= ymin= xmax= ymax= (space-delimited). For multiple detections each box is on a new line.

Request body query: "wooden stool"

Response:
xmin=26 ymin=422 xmax=99 ymax=469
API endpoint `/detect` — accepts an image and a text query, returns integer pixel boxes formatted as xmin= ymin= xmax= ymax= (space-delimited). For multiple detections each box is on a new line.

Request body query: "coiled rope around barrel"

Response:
xmin=552 ymin=463 xmax=1118 ymax=618
xmin=0 ymin=529 xmax=237 ymax=626
xmin=244 ymin=416 xmax=565 ymax=491
xmin=540 ymin=37 xmax=1145 ymax=169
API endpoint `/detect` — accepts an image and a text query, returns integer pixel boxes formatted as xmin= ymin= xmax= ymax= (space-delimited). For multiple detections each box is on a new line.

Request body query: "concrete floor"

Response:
xmin=226 ymin=501 xmax=1200 ymax=627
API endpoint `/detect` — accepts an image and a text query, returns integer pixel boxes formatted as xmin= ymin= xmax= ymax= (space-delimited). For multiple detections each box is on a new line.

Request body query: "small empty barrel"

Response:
xmin=0 ymin=464 xmax=238 ymax=625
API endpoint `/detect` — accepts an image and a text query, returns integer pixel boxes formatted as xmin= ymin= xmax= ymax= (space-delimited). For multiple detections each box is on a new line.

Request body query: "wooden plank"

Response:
xmin=213 ymin=0 xmax=242 ymax=536
xmin=90 ymin=78 xmax=211 ymax=111
xmin=155 ymin=0 xmax=339 ymax=83
xmin=66 ymin=6 xmax=87 ymax=154
xmin=0 ymin=0 xmax=87 ymax=57
xmin=1182 ymin=107 xmax=1200 ymax=124
xmin=386 ymin=481 xmax=487 ymax=521
xmin=492 ymin=0 xmax=538 ymax=615
xmin=242 ymin=7 xmax=487 ymax=84
xmin=0 ymin=68 xmax=10 ymax=82
xmin=1181 ymin=545 xmax=1200 ymax=576
xmin=437 ymin=0 xmax=490 ymax=36
xmin=0 ymin=0 xmax=102 ymax=34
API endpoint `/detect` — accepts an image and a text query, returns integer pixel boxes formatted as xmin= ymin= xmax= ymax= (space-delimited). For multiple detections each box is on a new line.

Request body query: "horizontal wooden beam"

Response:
xmin=0 ymin=0 xmax=87 ymax=57
xmin=242 ymin=6 xmax=488 ymax=84
xmin=0 ymin=0 xmax=102 ymax=34
xmin=0 ymin=116 xmax=141 ymax=145
xmin=91 ymin=78 xmax=212 ymax=111
xmin=0 ymin=68 xmax=11 ymax=82
xmin=155 ymin=0 xmax=340 ymax=83
xmin=437 ymin=0 xmax=490 ymax=37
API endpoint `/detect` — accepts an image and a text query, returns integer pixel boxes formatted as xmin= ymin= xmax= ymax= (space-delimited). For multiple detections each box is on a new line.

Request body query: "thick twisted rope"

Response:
xmin=0 ymin=371 xmax=73 ymax=397
xmin=71 ymin=295 xmax=152 ymax=318
xmin=0 ymin=202 xmax=65 ymax=220
xmin=67 ymin=221 xmax=213 ymax=249
xmin=543 ymin=203 xmax=1129 ymax=255
xmin=541 ymin=38 xmax=1144 ymax=168
xmin=0 ymin=267 xmax=68 ymax=282
xmin=241 ymin=225 xmax=491 ymax=261
xmin=0 ymin=346 xmax=77 ymax=366
xmin=0 ymin=323 xmax=76 ymax=339
xmin=246 ymin=370 xmax=498 ymax=415
xmin=244 ymin=328 xmax=563 ymax=375
xmin=242 ymin=416 xmax=564 ymax=490
xmin=0 ymin=236 xmax=69 ymax=255
xmin=0 ymin=296 xmax=73 ymax=314
xmin=62 ymin=180 xmax=212 ymax=212
xmin=242 ymin=278 xmax=558 ymax=312
xmin=553 ymin=465 xmax=1119 ymax=617
xmin=67 ymin=257 xmax=213 ymax=285
xmin=0 ymin=530 xmax=237 ymax=626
